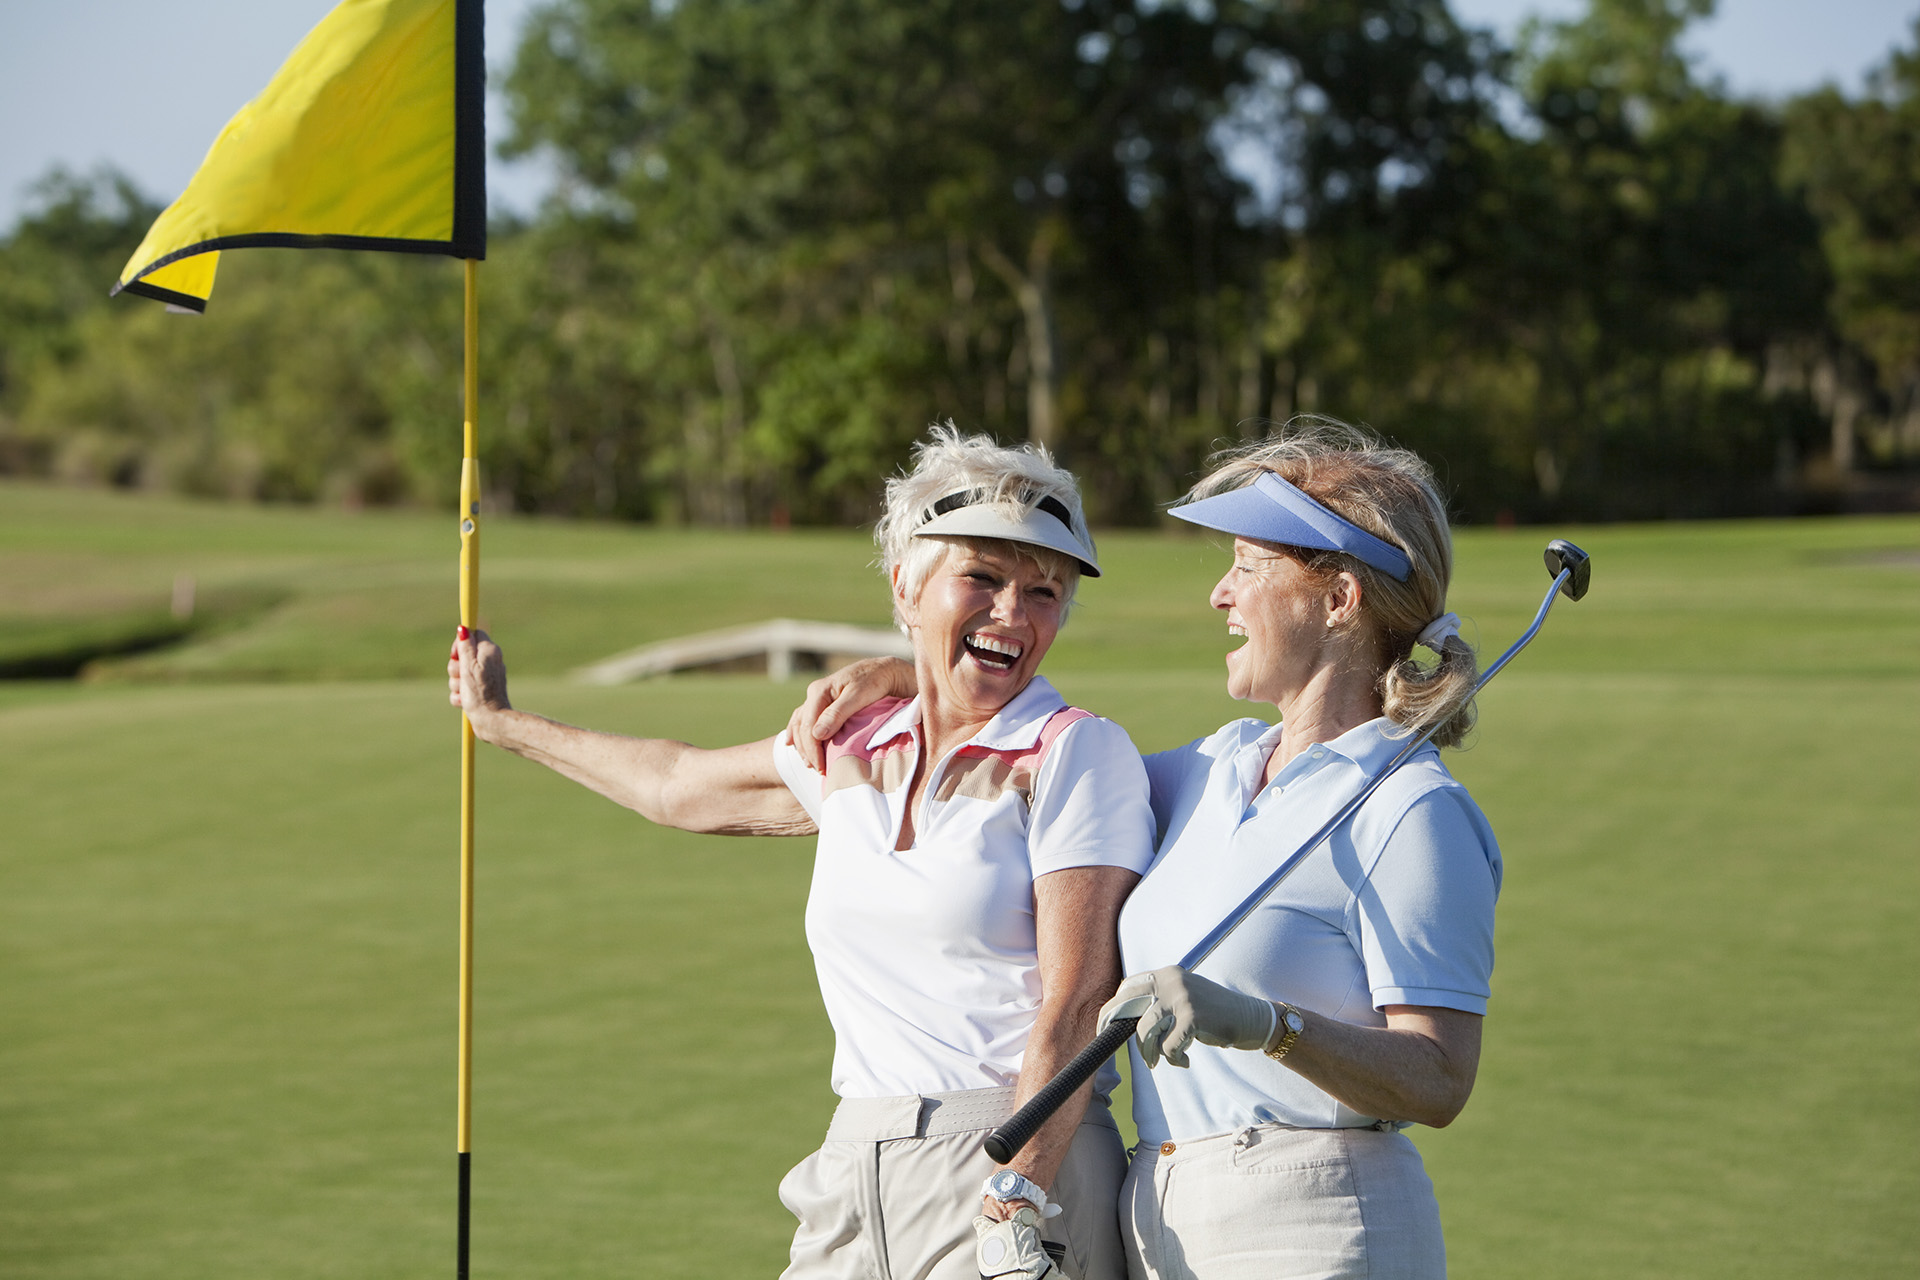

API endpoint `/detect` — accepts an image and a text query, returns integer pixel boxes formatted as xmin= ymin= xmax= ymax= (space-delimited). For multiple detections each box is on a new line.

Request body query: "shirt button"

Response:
xmin=1310 ymin=749 xmax=1326 ymax=760
xmin=1160 ymin=1141 xmax=1177 ymax=1156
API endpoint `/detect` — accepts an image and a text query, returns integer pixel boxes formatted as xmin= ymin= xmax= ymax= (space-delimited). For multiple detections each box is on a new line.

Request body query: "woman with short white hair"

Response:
xmin=450 ymin=424 xmax=1154 ymax=1280
xmin=794 ymin=419 xmax=1502 ymax=1278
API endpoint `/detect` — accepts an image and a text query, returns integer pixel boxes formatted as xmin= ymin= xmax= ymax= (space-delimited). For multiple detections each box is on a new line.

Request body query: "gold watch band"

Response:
xmin=1264 ymin=1002 xmax=1303 ymax=1061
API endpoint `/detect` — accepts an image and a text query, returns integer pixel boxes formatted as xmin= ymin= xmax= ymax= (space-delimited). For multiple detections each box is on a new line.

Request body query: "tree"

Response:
xmin=1783 ymin=20 xmax=1920 ymax=472
xmin=0 ymin=170 xmax=161 ymax=472
xmin=7 ymin=1 xmax=1892 ymax=524
xmin=1278 ymin=0 xmax=1830 ymax=519
xmin=1494 ymin=0 xmax=1827 ymax=513
xmin=499 ymin=0 xmax=1498 ymax=521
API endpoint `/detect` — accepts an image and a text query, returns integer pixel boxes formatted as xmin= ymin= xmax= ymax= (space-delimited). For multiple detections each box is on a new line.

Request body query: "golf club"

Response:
xmin=982 ymin=539 xmax=1592 ymax=1165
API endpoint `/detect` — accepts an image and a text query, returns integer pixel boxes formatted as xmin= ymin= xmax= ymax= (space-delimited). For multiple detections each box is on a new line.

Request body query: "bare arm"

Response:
xmin=1279 ymin=1004 xmax=1481 ymax=1129
xmin=450 ymin=628 xmax=815 ymax=837
xmin=1109 ymin=968 xmax=1483 ymax=1130
xmin=986 ymin=864 xmax=1139 ymax=1218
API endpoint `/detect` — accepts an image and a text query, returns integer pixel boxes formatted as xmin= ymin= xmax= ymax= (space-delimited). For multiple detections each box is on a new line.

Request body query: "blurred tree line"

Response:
xmin=3 ymin=0 xmax=1918 ymax=525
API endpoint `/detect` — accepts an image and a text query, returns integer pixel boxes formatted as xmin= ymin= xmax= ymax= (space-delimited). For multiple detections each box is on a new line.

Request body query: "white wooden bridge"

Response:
xmin=574 ymin=618 xmax=911 ymax=684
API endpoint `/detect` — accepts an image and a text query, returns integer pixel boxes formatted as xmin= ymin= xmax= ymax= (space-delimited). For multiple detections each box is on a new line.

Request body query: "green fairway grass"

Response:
xmin=2 ymin=481 xmax=1916 ymax=1277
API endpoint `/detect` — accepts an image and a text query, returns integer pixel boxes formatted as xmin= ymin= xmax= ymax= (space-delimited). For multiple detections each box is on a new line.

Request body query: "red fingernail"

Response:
xmin=457 ymin=625 xmax=470 ymax=640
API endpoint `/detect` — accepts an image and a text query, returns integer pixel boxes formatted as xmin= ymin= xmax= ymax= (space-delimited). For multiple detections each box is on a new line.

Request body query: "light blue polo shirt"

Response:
xmin=1118 ymin=717 xmax=1501 ymax=1142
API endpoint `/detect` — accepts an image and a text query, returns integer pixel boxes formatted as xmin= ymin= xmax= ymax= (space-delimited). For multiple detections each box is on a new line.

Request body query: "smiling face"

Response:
xmin=1210 ymin=537 xmax=1361 ymax=708
xmin=895 ymin=539 xmax=1067 ymax=727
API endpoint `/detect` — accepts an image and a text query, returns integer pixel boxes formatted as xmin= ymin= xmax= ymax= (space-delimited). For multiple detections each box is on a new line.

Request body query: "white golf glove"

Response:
xmin=1094 ymin=966 xmax=1279 ymax=1069
xmin=974 ymin=1206 xmax=1071 ymax=1280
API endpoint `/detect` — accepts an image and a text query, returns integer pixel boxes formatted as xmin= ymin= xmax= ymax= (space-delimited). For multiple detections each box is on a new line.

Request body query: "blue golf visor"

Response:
xmin=1169 ymin=471 xmax=1413 ymax=581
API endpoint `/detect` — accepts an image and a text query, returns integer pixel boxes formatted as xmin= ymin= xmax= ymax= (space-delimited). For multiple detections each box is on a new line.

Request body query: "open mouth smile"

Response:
xmin=963 ymin=632 xmax=1024 ymax=672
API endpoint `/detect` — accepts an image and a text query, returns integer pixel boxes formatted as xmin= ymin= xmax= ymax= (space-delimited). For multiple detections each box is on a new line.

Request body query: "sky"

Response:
xmin=1 ymin=0 xmax=1915 ymax=234
xmin=1451 ymin=0 xmax=1917 ymax=92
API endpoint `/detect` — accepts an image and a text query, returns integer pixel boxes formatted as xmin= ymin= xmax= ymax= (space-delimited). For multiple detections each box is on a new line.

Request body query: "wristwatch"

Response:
xmin=1265 ymin=1002 xmax=1305 ymax=1061
xmin=983 ymin=1169 xmax=1050 ymax=1215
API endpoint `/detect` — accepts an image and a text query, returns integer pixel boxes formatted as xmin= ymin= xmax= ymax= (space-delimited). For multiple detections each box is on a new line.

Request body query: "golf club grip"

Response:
xmin=983 ymin=1017 xmax=1140 ymax=1164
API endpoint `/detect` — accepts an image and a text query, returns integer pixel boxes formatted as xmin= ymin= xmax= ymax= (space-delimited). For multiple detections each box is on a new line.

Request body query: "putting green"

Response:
xmin=2 ymin=485 xmax=1916 ymax=1277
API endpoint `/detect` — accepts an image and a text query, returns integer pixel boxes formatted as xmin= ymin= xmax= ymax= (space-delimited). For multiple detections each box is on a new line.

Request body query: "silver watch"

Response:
xmin=982 ymin=1169 xmax=1050 ymax=1214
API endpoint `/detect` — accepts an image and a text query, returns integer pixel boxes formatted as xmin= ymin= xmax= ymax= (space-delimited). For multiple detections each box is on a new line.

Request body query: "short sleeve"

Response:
xmin=771 ymin=730 xmax=827 ymax=826
xmin=1142 ymin=741 xmax=1204 ymax=834
xmin=1027 ymin=717 xmax=1156 ymax=879
xmin=1354 ymin=787 xmax=1501 ymax=1014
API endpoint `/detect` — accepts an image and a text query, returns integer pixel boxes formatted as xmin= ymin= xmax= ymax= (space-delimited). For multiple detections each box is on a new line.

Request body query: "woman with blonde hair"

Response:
xmin=451 ymin=425 xmax=1154 ymax=1280
xmin=794 ymin=418 xmax=1501 ymax=1278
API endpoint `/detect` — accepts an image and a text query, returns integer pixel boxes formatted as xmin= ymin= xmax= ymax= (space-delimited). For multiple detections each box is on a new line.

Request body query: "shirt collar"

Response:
xmin=865 ymin=697 xmax=922 ymax=750
xmin=864 ymin=675 xmax=1067 ymax=753
xmin=1330 ymin=717 xmax=1428 ymax=773
xmin=1247 ymin=716 xmax=1428 ymax=786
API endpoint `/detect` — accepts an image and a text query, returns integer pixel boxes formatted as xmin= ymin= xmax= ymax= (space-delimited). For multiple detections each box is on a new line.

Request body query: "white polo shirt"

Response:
xmin=1119 ymin=716 xmax=1502 ymax=1142
xmin=774 ymin=676 xmax=1155 ymax=1099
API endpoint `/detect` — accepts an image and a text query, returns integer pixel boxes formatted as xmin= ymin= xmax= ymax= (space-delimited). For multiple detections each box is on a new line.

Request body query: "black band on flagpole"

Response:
xmin=457 ymin=1151 xmax=471 ymax=1279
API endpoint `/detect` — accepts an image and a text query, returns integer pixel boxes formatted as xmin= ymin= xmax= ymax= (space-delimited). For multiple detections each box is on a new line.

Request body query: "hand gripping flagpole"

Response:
xmin=981 ymin=541 xmax=1593 ymax=1165
xmin=456 ymin=258 xmax=480 ymax=1279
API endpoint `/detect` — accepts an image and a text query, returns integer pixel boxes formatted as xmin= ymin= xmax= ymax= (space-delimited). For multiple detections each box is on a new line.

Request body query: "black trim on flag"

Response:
xmin=113 ymin=232 xmax=472 ymax=303
xmin=452 ymin=0 xmax=487 ymax=260
xmin=115 ymin=278 xmax=209 ymax=312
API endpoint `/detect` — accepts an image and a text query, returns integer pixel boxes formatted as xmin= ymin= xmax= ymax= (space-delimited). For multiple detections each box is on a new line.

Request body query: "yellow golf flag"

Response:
xmin=114 ymin=0 xmax=485 ymax=312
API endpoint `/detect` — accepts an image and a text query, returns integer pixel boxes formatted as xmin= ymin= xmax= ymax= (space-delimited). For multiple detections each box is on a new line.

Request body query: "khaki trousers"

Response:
xmin=780 ymin=1086 xmax=1128 ymax=1280
xmin=1122 ymin=1125 xmax=1446 ymax=1280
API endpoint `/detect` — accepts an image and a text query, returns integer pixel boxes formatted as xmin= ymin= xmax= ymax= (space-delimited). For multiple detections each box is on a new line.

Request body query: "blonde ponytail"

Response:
xmin=1381 ymin=633 xmax=1478 ymax=749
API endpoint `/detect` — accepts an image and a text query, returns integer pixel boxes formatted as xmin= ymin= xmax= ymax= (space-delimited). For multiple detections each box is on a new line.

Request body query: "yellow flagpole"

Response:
xmin=456 ymin=257 xmax=480 ymax=1279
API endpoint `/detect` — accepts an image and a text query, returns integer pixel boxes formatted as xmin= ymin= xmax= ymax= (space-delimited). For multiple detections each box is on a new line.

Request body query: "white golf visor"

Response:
xmin=1168 ymin=471 xmax=1412 ymax=581
xmin=913 ymin=490 xmax=1102 ymax=577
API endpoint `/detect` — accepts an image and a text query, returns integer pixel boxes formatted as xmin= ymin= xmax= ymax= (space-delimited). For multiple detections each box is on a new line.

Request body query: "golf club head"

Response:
xmin=1544 ymin=540 xmax=1591 ymax=601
